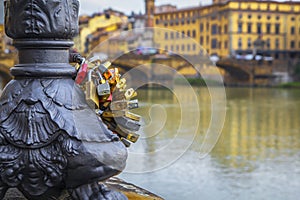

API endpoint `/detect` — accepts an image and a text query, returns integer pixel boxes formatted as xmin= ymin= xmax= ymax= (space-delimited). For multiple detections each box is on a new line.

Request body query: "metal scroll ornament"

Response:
xmin=0 ymin=0 xmax=129 ymax=199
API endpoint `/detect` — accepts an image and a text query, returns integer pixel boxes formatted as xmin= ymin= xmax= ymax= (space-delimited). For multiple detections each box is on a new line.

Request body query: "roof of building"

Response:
xmin=156 ymin=4 xmax=177 ymax=8
xmin=155 ymin=0 xmax=300 ymax=15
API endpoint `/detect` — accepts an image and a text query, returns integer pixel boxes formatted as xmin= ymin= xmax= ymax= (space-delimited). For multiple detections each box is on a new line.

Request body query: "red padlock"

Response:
xmin=75 ymin=62 xmax=88 ymax=84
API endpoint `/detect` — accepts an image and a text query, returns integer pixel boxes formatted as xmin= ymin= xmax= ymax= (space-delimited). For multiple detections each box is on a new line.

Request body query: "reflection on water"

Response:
xmin=120 ymin=87 xmax=300 ymax=200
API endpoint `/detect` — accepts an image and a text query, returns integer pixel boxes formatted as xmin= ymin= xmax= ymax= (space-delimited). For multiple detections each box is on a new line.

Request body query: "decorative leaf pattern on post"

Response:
xmin=5 ymin=0 xmax=79 ymax=39
xmin=24 ymin=0 xmax=50 ymax=34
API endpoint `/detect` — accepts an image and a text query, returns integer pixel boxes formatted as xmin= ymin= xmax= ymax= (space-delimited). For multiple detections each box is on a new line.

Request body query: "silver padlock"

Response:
xmin=96 ymin=71 xmax=111 ymax=97
xmin=97 ymin=82 xmax=111 ymax=96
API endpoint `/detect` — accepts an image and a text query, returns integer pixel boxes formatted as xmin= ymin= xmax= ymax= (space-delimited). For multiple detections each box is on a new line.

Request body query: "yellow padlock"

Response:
xmin=85 ymin=69 xmax=99 ymax=109
xmin=125 ymin=88 xmax=137 ymax=100
xmin=116 ymin=78 xmax=126 ymax=91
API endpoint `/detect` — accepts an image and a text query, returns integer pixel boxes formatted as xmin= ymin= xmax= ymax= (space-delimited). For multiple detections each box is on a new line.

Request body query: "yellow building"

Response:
xmin=154 ymin=0 xmax=300 ymax=59
xmin=0 ymin=25 xmax=4 ymax=52
xmin=74 ymin=10 xmax=129 ymax=54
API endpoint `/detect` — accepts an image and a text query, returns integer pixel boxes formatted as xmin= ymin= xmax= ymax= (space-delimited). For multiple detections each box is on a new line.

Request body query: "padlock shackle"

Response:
xmin=96 ymin=70 xmax=104 ymax=81
xmin=81 ymin=57 xmax=86 ymax=65
xmin=87 ymin=66 xmax=98 ymax=81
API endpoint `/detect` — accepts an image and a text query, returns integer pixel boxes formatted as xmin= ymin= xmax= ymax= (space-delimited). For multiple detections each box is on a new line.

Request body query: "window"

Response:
xmin=187 ymin=30 xmax=190 ymax=37
xmin=238 ymin=23 xmax=243 ymax=33
xmin=212 ymin=24 xmax=218 ymax=35
xmin=291 ymin=27 xmax=295 ymax=35
xmin=238 ymin=38 xmax=242 ymax=49
xmin=206 ymin=22 xmax=210 ymax=31
xmin=171 ymin=45 xmax=174 ymax=51
xmin=266 ymin=24 xmax=271 ymax=34
xmin=219 ymin=26 xmax=222 ymax=34
xmin=258 ymin=15 xmax=261 ymax=20
xmin=192 ymin=30 xmax=196 ymax=38
xmin=156 ymin=19 xmax=159 ymax=24
xmin=224 ymin=41 xmax=228 ymax=49
xmin=219 ymin=41 xmax=222 ymax=49
xmin=200 ymin=23 xmax=204 ymax=32
xmin=181 ymin=44 xmax=185 ymax=51
xmin=257 ymin=23 xmax=262 ymax=34
xmin=165 ymin=45 xmax=168 ymax=51
xmin=239 ymin=13 xmax=243 ymax=19
xmin=150 ymin=7 xmax=154 ymax=15
xmin=170 ymin=32 xmax=174 ymax=39
xmin=248 ymin=14 xmax=252 ymax=19
xmin=193 ymin=44 xmax=196 ymax=51
xmin=182 ymin=31 xmax=185 ymax=37
xmin=181 ymin=18 xmax=185 ymax=25
xmin=176 ymin=45 xmax=179 ymax=51
xmin=200 ymin=36 xmax=204 ymax=44
xmin=291 ymin=17 xmax=295 ymax=21
xmin=247 ymin=38 xmax=252 ymax=48
xmin=206 ymin=36 xmax=209 ymax=45
xmin=267 ymin=15 xmax=271 ymax=20
xmin=247 ymin=23 xmax=252 ymax=33
xmin=291 ymin=41 xmax=295 ymax=48
xmin=275 ymin=24 xmax=280 ymax=34
xmin=224 ymin=25 xmax=228 ymax=33
xmin=176 ymin=32 xmax=180 ymax=38
xmin=266 ymin=39 xmax=270 ymax=48
xmin=165 ymin=32 xmax=168 ymax=40
xmin=276 ymin=16 xmax=280 ymax=20
xmin=211 ymin=39 xmax=218 ymax=49
xmin=187 ymin=44 xmax=190 ymax=51
xmin=275 ymin=38 xmax=279 ymax=49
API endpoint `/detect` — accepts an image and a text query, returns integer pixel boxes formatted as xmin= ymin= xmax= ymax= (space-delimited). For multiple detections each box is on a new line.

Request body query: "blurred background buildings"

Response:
xmin=0 ymin=0 xmax=300 ymax=87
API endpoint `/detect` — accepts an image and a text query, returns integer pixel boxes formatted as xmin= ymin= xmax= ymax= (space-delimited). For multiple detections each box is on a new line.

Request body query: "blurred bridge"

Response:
xmin=112 ymin=53 xmax=277 ymax=86
xmin=216 ymin=58 xmax=275 ymax=86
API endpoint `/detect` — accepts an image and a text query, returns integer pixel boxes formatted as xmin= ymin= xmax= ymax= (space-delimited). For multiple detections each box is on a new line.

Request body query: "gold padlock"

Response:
xmin=125 ymin=112 xmax=141 ymax=121
xmin=125 ymin=88 xmax=137 ymax=100
xmin=114 ymin=126 xmax=140 ymax=143
xmin=110 ymin=100 xmax=128 ymax=111
xmin=102 ymin=110 xmax=126 ymax=118
xmin=116 ymin=78 xmax=127 ymax=91
xmin=85 ymin=69 xmax=99 ymax=109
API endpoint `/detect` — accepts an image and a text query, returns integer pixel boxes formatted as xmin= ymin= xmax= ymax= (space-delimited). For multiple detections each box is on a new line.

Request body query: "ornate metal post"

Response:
xmin=0 ymin=0 xmax=128 ymax=199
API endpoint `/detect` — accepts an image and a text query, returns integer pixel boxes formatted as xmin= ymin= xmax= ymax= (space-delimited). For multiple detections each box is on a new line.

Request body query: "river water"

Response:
xmin=119 ymin=86 xmax=300 ymax=200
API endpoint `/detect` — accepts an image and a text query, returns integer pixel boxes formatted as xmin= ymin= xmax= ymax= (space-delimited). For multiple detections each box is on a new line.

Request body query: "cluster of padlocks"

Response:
xmin=74 ymin=56 xmax=141 ymax=147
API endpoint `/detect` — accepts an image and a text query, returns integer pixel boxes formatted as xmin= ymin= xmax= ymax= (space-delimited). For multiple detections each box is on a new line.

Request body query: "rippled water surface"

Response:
xmin=120 ymin=87 xmax=300 ymax=200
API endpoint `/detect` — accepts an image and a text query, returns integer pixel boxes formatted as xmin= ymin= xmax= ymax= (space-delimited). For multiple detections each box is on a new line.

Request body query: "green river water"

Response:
xmin=120 ymin=87 xmax=300 ymax=200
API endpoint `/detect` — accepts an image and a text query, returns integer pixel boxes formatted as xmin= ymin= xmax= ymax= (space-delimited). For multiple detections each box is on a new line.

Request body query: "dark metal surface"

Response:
xmin=0 ymin=0 xmax=128 ymax=199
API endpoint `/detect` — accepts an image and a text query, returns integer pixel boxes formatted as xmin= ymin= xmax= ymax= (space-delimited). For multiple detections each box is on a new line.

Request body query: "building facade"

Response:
xmin=74 ymin=11 xmax=129 ymax=54
xmin=154 ymin=0 xmax=300 ymax=59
